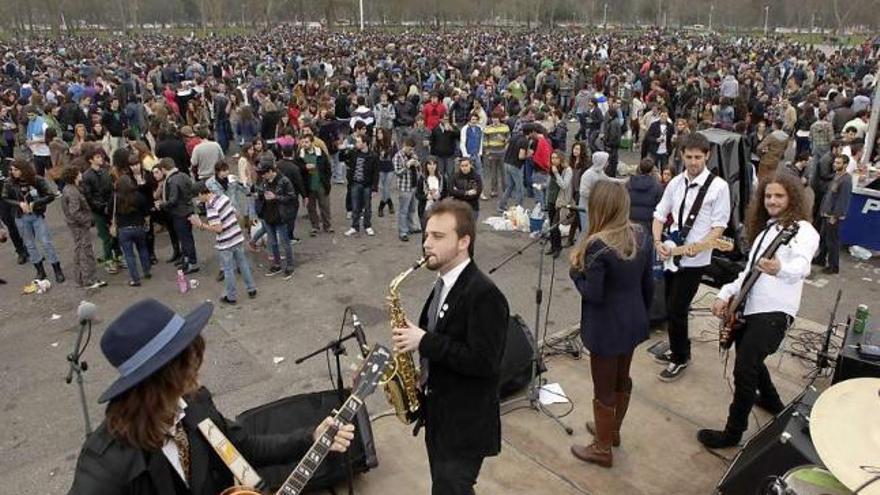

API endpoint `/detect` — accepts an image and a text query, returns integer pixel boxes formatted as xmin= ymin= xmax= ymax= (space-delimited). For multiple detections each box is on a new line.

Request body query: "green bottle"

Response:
xmin=853 ymin=304 xmax=869 ymax=334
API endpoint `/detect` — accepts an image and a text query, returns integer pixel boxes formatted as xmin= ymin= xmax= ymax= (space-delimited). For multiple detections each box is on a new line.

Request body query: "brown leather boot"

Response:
xmin=571 ymin=399 xmax=615 ymax=467
xmin=584 ymin=391 xmax=630 ymax=447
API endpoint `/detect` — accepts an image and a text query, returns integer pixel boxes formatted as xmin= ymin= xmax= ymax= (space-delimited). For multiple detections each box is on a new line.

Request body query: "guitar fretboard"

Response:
xmin=276 ymin=394 xmax=364 ymax=495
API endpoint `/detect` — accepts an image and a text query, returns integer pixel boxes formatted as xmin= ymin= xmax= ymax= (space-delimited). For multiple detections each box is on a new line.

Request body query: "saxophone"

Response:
xmin=384 ymin=257 xmax=427 ymax=424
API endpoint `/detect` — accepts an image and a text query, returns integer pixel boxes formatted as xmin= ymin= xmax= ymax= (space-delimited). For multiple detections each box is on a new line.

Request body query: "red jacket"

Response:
xmin=423 ymin=102 xmax=447 ymax=130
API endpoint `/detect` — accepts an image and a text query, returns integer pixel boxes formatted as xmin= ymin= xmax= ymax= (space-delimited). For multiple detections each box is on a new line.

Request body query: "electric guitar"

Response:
xmin=718 ymin=223 xmax=800 ymax=350
xmin=220 ymin=344 xmax=392 ymax=495
xmin=661 ymin=236 xmax=735 ymax=273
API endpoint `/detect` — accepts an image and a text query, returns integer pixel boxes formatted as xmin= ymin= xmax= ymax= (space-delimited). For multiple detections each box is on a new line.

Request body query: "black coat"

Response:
xmin=255 ymin=173 xmax=296 ymax=225
xmin=67 ymin=387 xmax=311 ymax=495
xmin=344 ymin=149 xmax=380 ymax=190
xmin=295 ymin=148 xmax=332 ymax=195
xmin=161 ymin=170 xmax=195 ymax=218
xmin=2 ymin=176 xmax=56 ymax=217
xmin=644 ymin=120 xmax=674 ymax=157
xmin=417 ymin=261 xmax=509 ymax=459
xmin=156 ymin=138 xmax=191 ymax=174
xmin=449 ymin=169 xmax=482 ymax=212
xmin=82 ymin=167 xmax=114 ymax=216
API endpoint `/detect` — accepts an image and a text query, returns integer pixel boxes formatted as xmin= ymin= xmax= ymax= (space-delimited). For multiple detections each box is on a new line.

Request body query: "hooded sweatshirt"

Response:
xmin=578 ymin=151 xmax=611 ymax=210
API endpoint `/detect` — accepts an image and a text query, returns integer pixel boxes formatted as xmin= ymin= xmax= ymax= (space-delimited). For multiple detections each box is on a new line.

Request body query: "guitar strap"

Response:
xmin=675 ymin=172 xmax=717 ymax=242
xmin=197 ymin=418 xmax=265 ymax=490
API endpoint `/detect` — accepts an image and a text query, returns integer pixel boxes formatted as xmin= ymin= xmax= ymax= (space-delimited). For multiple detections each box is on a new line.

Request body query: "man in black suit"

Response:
xmin=393 ymin=198 xmax=510 ymax=495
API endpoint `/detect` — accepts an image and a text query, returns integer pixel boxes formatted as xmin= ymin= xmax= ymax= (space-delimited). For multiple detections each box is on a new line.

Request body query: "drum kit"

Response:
xmin=767 ymin=378 xmax=880 ymax=495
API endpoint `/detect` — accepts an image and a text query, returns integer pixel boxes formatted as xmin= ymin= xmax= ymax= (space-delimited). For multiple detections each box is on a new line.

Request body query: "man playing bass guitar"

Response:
xmin=699 ymin=173 xmax=818 ymax=449
xmin=652 ymin=133 xmax=731 ymax=382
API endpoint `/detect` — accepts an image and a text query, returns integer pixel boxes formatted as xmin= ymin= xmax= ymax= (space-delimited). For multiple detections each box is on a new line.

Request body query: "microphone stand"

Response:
xmin=295 ymin=321 xmax=362 ymax=495
xmin=490 ymin=217 xmax=574 ymax=435
xmin=66 ymin=318 xmax=93 ymax=436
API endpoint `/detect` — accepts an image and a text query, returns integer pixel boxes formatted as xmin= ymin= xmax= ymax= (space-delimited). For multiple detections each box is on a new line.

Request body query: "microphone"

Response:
xmin=564 ymin=204 xmax=587 ymax=212
xmin=351 ymin=311 xmax=368 ymax=353
xmin=77 ymin=301 xmax=97 ymax=324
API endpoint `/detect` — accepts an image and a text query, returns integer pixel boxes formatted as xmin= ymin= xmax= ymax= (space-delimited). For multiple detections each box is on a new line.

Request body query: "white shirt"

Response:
xmin=717 ymin=220 xmax=819 ymax=317
xmin=654 ymin=167 xmax=731 ymax=267
xmin=435 ymin=258 xmax=471 ymax=321
xmin=161 ymin=399 xmax=189 ymax=486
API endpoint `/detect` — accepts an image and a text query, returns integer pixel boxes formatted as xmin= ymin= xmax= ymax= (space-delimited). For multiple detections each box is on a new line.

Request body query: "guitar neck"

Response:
xmin=276 ymin=394 xmax=364 ymax=495
xmin=728 ymin=233 xmax=790 ymax=313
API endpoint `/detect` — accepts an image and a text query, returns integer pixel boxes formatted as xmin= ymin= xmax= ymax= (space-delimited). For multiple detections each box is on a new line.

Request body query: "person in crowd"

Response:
xmin=567 ymin=141 xmax=590 ymax=245
xmin=813 ymin=154 xmax=853 ymax=275
xmin=643 ymin=108 xmax=673 ymax=170
xmin=756 ymin=119 xmax=789 ymax=180
xmin=627 ymin=157 xmax=663 ymax=237
xmin=459 ymin=113 xmax=484 ymax=192
xmin=569 ymin=180 xmax=654 ymax=468
xmin=450 ymin=157 xmax=483 ymax=223
xmin=254 ymin=155 xmax=296 ymax=279
xmin=394 ymin=149 xmax=421 ymax=242
xmin=430 ymin=116 xmax=458 ymax=182
xmin=190 ymin=127 xmax=225 ymax=181
xmin=545 ymin=150 xmax=573 ymax=259
xmin=156 ymin=158 xmax=199 ymax=274
xmin=375 ymin=127 xmax=397 ymax=217
xmin=297 ymin=133 xmax=332 ymax=237
xmin=2 ymin=159 xmax=64 ymax=282
xmin=113 ymin=174 xmax=152 ymax=287
xmin=701 ymin=173 xmax=818 ymax=448
xmin=482 ymin=108 xmax=510 ymax=199
xmin=60 ymin=165 xmax=106 ymax=289
xmin=192 ymin=181 xmax=258 ymax=304
xmin=344 ymin=134 xmax=379 ymax=237
xmin=416 ymin=157 xmax=447 ymax=229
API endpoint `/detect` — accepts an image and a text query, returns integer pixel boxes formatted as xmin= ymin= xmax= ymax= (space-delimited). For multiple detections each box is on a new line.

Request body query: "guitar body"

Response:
xmin=661 ymin=235 xmax=735 ymax=273
xmin=719 ymin=299 xmax=744 ymax=350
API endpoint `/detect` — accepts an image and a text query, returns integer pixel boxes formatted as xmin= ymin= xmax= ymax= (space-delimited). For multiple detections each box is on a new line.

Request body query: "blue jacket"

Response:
xmin=627 ymin=175 xmax=663 ymax=224
xmin=571 ymin=229 xmax=654 ymax=356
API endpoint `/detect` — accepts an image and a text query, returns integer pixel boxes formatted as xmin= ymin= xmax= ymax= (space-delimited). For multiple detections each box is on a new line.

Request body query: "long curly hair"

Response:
xmin=105 ymin=335 xmax=205 ymax=451
xmin=745 ymin=173 xmax=810 ymax=244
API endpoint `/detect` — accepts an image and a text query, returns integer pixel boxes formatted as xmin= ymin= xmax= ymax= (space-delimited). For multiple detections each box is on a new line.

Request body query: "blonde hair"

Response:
xmin=569 ymin=181 xmax=638 ymax=270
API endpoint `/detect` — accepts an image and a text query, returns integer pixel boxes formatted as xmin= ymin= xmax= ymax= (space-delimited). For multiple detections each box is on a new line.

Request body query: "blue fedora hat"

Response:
xmin=98 ymin=298 xmax=213 ymax=403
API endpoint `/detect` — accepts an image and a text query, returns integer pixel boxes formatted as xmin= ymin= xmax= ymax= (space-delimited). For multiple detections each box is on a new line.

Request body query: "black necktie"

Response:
xmin=420 ymin=278 xmax=444 ymax=387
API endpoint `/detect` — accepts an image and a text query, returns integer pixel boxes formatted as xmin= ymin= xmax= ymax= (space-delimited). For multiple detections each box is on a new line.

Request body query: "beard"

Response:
xmin=425 ymin=253 xmax=443 ymax=271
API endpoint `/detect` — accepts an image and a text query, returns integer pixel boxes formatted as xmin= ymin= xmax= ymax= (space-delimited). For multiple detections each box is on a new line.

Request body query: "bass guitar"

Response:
xmin=220 ymin=343 xmax=392 ymax=495
xmin=718 ymin=223 xmax=800 ymax=350
xmin=660 ymin=236 xmax=735 ymax=273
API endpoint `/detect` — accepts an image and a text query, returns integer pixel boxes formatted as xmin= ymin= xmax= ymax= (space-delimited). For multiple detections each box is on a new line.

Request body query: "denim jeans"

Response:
xmin=15 ymin=213 xmax=59 ymax=264
xmin=350 ymin=182 xmax=373 ymax=230
xmin=218 ymin=244 xmax=256 ymax=301
xmin=378 ymin=171 xmax=394 ymax=203
xmin=331 ymin=152 xmax=346 ymax=183
xmin=397 ymin=190 xmax=418 ymax=236
xmin=531 ymin=171 xmax=549 ymax=211
xmin=498 ymin=163 xmax=524 ymax=210
xmin=264 ymin=222 xmax=293 ymax=270
xmin=118 ymin=225 xmax=151 ymax=283
xmin=437 ymin=156 xmax=456 ymax=182
xmin=172 ymin=215 xmax=198 ymax=265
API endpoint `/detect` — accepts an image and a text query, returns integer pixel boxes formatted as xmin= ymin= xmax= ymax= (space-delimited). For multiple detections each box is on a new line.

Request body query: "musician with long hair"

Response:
xmin=698 ymin=173 xmax=818 ymax=449
xmin=69 ymin=299 xmax=354 ymax=495
xmin=568 ymin=181 xmax=654 ymax=468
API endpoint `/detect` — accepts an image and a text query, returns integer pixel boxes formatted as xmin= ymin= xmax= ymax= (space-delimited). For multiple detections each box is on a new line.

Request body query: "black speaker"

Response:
xmin=833 ymin=324 xmax=880 ymax=384
xmin=236 ymin=389 xmax=378 ymax=492
xmin=717 ymin=387 xmax=823 ymax=495
xmin=499 ymin=314 xmax=545 ymax=398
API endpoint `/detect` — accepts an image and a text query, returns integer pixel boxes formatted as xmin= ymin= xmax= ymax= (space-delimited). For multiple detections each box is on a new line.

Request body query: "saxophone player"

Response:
xmin=392 ymin=198 xmax=510 ymax=495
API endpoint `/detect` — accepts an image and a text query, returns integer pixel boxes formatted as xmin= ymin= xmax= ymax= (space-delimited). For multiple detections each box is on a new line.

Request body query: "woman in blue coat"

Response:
xmin=568 ymin=180 xmax=654 ymax=468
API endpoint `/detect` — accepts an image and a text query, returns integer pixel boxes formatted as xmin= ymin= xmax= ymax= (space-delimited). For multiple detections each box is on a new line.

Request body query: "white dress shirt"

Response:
xmin=161 ymin=398 xmax=189 ymax=486
xmin=653 ymin=167 xmax=732 ymax=267
xmin=434 ymin=258 xmax=471 ymax=322
xmin=717 ymin=220 xmax=819 ymax=317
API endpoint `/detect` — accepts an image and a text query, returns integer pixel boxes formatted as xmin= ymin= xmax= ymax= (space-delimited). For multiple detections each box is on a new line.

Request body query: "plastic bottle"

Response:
xmin=177 ymin=269 xmax=189 ymax=294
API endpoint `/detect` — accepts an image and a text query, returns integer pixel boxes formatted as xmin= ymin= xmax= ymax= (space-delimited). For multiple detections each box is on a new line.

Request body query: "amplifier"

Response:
xmin=833 ymin=321 xmax=880 ymax=384
xmin=716 ymin=386 xmax=823 ymax=495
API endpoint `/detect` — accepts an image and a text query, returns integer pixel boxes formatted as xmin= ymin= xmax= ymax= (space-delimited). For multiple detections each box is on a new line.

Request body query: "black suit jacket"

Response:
xmin=417 ymin=261 xmax=510 ymax=459
xmin=68 ymin=387 xmax=311 ymax=495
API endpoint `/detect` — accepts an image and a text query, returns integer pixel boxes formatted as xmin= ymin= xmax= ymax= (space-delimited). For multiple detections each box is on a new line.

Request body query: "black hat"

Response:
xmin=98 ymin=299 xmax=213 ymax=403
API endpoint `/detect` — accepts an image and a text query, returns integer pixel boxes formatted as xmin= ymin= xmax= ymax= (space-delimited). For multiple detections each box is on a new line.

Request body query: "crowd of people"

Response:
xmin=0 ymin=27 xmax=876 ymax=295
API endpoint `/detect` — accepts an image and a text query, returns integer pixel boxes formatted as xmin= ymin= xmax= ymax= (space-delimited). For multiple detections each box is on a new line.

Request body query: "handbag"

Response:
xmin=109 ymin=195 xmax=118 ymax=238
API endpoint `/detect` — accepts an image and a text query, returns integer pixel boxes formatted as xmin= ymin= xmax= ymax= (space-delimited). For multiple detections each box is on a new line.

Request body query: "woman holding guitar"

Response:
xmin=698 ymin=173 xmax=819 ymax=449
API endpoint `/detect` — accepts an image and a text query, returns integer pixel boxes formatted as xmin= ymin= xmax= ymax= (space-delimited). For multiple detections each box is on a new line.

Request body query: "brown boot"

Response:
xmin=585 ymin=390 xmax=630 ymax=447
xmin=571 ymin=399 xmax=615 ymax=467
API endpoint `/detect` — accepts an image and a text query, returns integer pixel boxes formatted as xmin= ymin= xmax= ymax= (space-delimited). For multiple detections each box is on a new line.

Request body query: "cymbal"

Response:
xmin=811 ymin=378 xmax=880 ymax=495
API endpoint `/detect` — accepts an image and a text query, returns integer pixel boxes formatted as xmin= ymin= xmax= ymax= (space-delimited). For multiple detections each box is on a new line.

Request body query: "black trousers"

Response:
xmin=0 ymin=197 xmax=26 ymax=257
xmin=816 ymin=218 xmax=841 ymax=271
xmin=726 ymin=312 xmax=789 ymax=433
xmin=664 ymin=266 xmax=704 ymax=364
xmin=426 ymin=444 xmax=484 ymax=495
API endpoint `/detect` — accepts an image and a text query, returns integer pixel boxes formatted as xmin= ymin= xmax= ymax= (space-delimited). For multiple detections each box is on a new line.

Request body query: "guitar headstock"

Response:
xmin=714 ymin=236 xmax=735 ymax=252
xmin=352 ymin=344 xmax=392 ymax=399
